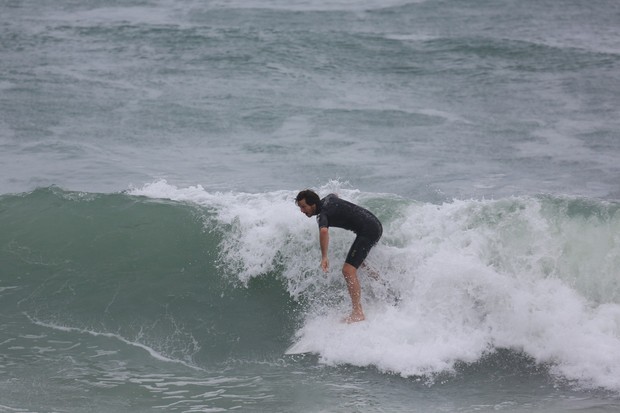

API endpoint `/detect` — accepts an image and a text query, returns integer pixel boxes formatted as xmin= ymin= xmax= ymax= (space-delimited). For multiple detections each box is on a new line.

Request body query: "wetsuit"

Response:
xmin=316 ymin=194 xmax=383 ymax=268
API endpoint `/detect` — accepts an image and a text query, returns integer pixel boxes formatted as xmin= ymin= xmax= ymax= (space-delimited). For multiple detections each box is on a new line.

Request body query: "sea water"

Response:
xmin=1 ymin=0 xmax=620 ymax=412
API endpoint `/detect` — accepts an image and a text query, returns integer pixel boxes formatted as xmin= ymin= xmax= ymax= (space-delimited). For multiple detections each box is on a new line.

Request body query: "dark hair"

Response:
xmin=295 ymin=189 xmax=320 ymax=206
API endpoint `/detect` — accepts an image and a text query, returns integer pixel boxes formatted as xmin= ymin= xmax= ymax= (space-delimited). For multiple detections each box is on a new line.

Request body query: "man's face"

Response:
xmin=297 ymin=199 xmax=316 ymax=217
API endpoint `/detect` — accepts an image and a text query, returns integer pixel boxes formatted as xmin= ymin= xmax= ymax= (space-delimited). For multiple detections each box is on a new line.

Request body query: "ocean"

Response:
xmin=1 ymin=0 xmax=620 ymax=411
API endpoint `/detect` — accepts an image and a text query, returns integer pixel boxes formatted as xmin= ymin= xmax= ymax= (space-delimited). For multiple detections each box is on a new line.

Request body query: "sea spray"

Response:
xmin=131 ymin=181 xmax=620 ymax=391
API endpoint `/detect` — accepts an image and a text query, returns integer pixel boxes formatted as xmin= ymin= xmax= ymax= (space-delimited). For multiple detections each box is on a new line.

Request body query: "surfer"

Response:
xmin=295 ymin=189 xmax=383 ymax=323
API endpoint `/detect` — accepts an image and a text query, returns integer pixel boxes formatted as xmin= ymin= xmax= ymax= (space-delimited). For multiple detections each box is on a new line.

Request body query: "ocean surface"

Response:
xmin=1 ymin=0 xmax=620 ymax=412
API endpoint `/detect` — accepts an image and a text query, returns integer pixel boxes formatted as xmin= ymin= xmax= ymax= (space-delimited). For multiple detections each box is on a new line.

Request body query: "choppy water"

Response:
xmin=1 ymin=0 xmax=620 ymax=412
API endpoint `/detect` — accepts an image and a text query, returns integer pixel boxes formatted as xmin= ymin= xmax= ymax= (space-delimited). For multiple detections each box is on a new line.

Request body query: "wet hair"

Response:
xmin=295 ymin=189 xmax=320 ymax=206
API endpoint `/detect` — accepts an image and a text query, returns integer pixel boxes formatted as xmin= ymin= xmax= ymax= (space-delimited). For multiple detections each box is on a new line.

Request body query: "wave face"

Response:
xmin=0 ymin=186 xmax=298 ymax=368
xmin=2 ymin=182 xmax=620 ymax=393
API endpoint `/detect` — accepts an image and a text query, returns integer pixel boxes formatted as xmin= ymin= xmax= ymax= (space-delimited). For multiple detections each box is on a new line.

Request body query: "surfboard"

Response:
xmin=285 ymin=340 xmax=314 ymax=355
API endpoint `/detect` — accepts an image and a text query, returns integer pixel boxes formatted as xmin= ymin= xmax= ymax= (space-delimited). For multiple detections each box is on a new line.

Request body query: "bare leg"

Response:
xmin=342 ymin=263 xmax=365 ymax=323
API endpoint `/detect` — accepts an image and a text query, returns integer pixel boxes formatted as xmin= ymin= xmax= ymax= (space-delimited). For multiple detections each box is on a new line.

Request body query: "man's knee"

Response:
xmin=342 ymin=263 xmax=357 ymax=278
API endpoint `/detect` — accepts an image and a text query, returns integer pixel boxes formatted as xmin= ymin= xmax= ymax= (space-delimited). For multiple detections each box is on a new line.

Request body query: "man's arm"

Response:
xmin=319 ymin=227 xmax=329 ymax=272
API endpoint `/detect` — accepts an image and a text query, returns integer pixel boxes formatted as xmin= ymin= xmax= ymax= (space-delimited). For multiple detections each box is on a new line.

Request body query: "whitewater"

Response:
xmin=130 ymin=180 xmax=620 ymax=389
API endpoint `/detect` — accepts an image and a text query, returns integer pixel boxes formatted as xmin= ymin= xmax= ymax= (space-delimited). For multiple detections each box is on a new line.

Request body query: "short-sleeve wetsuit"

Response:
xmin=316 ymin=194 xmax=383 ymax=268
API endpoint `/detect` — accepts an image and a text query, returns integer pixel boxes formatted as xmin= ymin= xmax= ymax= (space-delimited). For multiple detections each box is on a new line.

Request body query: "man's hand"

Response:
xmin=321 ymin=257 xmax=329 ymax=273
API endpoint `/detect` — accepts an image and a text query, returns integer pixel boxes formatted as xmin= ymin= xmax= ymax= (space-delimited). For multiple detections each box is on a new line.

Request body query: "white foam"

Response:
xmin=132 ymin=181 xmax=620 ymax=391
xmin=294 ymin=197 xmax=620 ymax=390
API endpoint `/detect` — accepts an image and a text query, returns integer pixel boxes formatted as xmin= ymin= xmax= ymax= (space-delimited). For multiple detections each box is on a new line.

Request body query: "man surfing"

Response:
xmin=295 ymin=189 xmax=383 ymax=323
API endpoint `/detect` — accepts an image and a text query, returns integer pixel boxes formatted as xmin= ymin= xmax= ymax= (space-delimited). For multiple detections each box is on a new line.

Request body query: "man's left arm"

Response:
xmin=319 ymin=226 xmax=329 ymax=272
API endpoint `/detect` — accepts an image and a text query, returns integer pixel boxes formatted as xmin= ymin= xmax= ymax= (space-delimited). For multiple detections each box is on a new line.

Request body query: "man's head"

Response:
xmin=295 ymin=189 xmax=320 ymax=217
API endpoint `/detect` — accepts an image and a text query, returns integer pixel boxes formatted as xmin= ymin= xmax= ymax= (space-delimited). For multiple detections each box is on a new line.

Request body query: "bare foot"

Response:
xmin=342 ymin=313 xmax=365 ymax=323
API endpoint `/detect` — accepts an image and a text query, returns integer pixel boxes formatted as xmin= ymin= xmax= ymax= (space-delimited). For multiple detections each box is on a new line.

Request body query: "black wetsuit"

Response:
xmin=316 ymin=194 xmax=383 ymax=268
